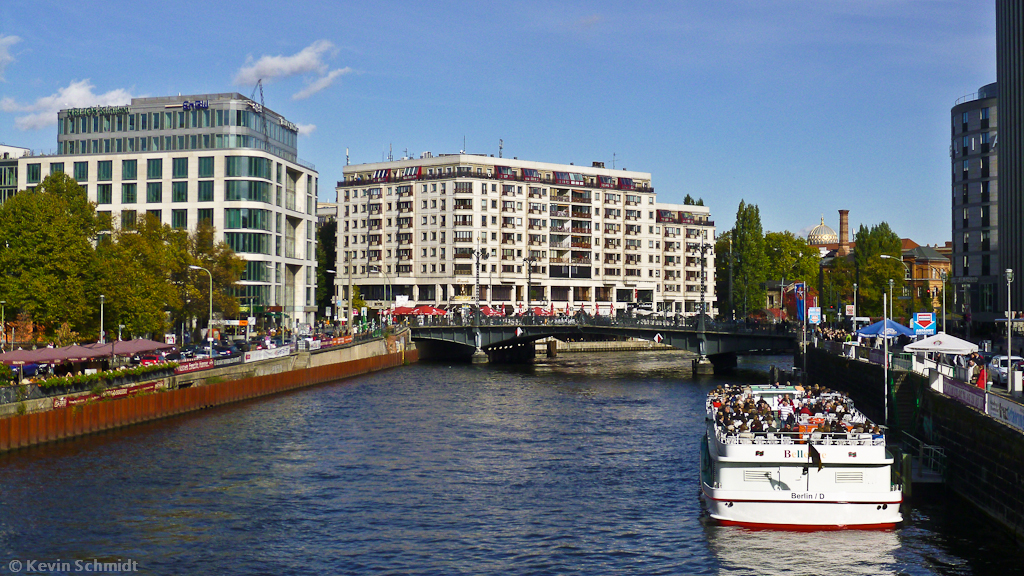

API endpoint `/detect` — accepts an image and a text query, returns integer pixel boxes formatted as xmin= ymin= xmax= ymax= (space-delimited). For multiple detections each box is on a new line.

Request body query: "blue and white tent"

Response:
xmin=855 ymin=318 xmax=915 ymax=338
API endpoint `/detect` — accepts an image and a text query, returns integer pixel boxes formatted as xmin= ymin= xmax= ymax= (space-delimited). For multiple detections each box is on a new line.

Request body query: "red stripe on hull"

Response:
xmin=713 ymin=518 xmax=898 ymax=531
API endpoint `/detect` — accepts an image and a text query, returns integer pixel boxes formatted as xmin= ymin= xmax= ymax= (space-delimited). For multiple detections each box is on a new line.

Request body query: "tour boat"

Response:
xmin=700 ymin=384 xmax=903 ymax=530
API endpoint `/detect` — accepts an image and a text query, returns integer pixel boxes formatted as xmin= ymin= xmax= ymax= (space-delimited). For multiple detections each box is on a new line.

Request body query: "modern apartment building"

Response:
xmin=334 ymin=154 xmax=715 ymax=317
xmin=951 ymin=82 xmax=1000 ymax=321
xmin=997 ymin=0 xmax=1024 ymax=315
xmin=10 ymin=93 xmax=319 ymax=327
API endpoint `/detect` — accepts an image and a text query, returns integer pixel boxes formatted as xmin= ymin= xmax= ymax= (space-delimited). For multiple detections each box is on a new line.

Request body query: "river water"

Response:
xmin=1 ymin=352 xmax=1022 ymax=575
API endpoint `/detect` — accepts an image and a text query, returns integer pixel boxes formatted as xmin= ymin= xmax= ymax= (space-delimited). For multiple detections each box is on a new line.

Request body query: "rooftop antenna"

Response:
xmin=462 ymin=135 xmax=466 ymax=154
xmin=346 ymin=147 xmax=350 ymax=166
xmin=388 ymin=143 xmax=393 ymax=162
xmin=249 ymin=79 xmax=269 ymax=146
xmin=612 ymin=152 xmax=617 ymax=169
xmin=499 ymin=139 xmax=503 ymax=158
xmin=404 ymin=147 xmax=409 ymax=160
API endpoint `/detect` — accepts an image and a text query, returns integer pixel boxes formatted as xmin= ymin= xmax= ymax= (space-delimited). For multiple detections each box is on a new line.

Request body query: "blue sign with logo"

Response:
xmin=808 ymin=307 xmax=821 ymax=325
xmin=912 ymin=312 xmax=936 ymax=335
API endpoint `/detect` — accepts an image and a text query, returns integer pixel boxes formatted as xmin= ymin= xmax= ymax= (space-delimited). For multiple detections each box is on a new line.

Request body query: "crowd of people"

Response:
xmin=708 ymin=383 xmax=882 ymax=440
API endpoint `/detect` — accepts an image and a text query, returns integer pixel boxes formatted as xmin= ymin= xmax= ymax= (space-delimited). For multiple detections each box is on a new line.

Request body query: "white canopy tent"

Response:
xmin=903 ymin=332 xmax=978 ymax=355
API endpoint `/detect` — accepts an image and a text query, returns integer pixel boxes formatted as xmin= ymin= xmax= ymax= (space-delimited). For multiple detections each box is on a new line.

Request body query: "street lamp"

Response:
xmin=852 ymin=283 xmax=858 ymax=331
xmin=888 ymin=278 xmax=894 ymax=321
xmin=880 ymin=254 xmax=911 ymax=318
xmin=369 ymin=265 xmax=392 ymax=325
xmin=325 ymin=269 xmax=337 ymax=334
xmin=189 ymin=265 xmax=214 ymax=360
xmin=0 ymin=300 xmax=5 ymax=351
xmin=926 ymin=266 xmax=947 ymax=334
xmin=1006 ymin=268 xmax=1014 ymax=357
xmin=99 ymin=294 xmax=105 ymax=344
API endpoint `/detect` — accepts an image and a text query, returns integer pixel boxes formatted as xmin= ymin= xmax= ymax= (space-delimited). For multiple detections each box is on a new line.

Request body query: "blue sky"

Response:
xmin=0 ymin=0 xmax=996 ymax=246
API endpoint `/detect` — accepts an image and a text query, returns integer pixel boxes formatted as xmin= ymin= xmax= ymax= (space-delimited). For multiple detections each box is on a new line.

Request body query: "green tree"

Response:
xmin=0 ymin=173 xmax=100 ymax=338
xmin=683 ymin=194 xmax=704 ymax=206
xmin=96 ymin=214 xmax=184 ymax=339
xmin=732 ymin=201 xmax=768 ymax=318
xmin=853 ymin=222 xmax=904 ymax=318
xmin=764 ymin=231 xmax=820 ymax=287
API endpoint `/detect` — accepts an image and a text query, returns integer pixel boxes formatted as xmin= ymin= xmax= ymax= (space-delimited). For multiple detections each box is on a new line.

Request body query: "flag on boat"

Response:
xmin=809 ymin=443 xmax=823 ymax=471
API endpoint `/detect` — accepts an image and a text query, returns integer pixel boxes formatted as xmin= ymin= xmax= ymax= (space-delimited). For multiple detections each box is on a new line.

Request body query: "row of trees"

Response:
xmin=716 ymin=200 xmax=932 ymax=322
xmin=0 ymin=173 xmax=243 ymax=345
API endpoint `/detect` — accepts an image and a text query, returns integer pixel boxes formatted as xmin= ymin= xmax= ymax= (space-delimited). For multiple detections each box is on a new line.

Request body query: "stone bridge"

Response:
xmin=408 ymin=317 xmax=798 ymax=366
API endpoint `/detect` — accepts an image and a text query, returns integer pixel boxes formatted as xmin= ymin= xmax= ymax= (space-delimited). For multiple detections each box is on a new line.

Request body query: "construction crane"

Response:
xmin=249 ymin=79 xmax=270 ymax=147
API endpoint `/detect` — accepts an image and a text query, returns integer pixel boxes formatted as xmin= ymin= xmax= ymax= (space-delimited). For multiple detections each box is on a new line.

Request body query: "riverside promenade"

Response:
xmin=802 ymin=338 xmax=1024 ymax=543
xmin=0 ymin=329 xmax=417 ymax=452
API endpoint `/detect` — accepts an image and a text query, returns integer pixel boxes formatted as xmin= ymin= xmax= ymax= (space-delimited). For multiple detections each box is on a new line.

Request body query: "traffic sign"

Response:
xmin=654 ymin=333 xmax=664 ymax=343
xmin=808 ymin=307 xmax=821 ymax=325
xmin=912 ymin=312 xmax=936 ymax=335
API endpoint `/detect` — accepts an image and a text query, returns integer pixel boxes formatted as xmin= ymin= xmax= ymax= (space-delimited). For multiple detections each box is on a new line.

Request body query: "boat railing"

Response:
xmin=715 ymin=428 xmax=885 ymax=447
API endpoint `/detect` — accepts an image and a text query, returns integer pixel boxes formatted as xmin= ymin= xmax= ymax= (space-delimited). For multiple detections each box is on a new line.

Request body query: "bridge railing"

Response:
xmin=401 ymin=313 xmax=797 ymax=335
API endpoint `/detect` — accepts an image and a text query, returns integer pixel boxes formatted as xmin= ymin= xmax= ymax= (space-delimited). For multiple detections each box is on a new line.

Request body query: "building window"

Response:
xmin=198 ymin=208 xmax=213 ymax=224
xmin=50 ymin=163 xmax=64 ymax=175
xmin=122 ymin=183 xmax=137 ymax=204
xmin=121 ymin=210 xmax=137 ymax=229
xmin=171 ymin=209 xmax=188 ymax=229
xmin=90 ymin=162 xmax=111 ymax=184
xmin=26 ymin=164 xmax=40 ymax=184
xmin=73 ymin=162 xmax=88 ymax=182
xmin=198 ymin=180 xmax=214 ymax=202
xmin=147 ymin=158 xmax=162 ymax=179
xmin=198 ymin=156 xmax=214 ymax=178
xmin=122 ymin=159 xmax=137 ymax=180
xmin=97 ymin=184 xmax=112 ymax=204
xmin=172 ymin=181 xmax=188 ymax=202
xmin=172 ymin=157 xmax=188 ymax=179
xmin=146 ymin=182 xmax=162 ymax=203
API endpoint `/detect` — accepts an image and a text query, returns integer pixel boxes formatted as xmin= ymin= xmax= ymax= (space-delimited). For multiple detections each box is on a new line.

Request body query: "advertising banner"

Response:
xmin=942 ymin=375 xmax=986 ymax=411
xmin=987 ymin=394 xmax=1024 ymax=433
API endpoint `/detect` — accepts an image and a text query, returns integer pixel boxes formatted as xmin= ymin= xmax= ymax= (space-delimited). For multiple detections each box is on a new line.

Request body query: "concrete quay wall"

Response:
xmin=806 ymin=347 xmax=1024 ymax=542
xmin=0 ymin=335 xmax=417 ymax=453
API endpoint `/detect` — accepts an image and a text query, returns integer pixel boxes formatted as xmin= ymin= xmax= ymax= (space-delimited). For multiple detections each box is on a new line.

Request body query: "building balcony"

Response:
xmin=571 ymin=227 xmax=591 ymax=234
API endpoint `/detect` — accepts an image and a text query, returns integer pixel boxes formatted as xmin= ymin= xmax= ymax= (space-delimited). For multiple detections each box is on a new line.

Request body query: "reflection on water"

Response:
xmin=706 ymin=523 xmax=901 ymax=576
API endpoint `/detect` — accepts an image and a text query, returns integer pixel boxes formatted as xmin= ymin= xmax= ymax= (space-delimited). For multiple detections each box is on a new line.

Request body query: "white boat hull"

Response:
xmin=701 ymin=483 xmax=902 ymax=529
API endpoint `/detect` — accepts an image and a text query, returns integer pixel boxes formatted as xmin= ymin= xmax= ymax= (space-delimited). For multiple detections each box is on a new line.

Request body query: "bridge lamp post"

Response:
xmin=698 ymin=232 xmax=710 ymax=333
xmin=523 ymin=256 xmax=536 ymax=310
xmin=473 ymin=247 xmax=489 ymax=334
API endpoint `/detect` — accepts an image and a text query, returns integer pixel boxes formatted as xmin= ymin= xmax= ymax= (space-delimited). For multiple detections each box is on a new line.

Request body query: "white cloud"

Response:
xmin=0 ymin=34 xmax=21 ymax=81
xmin=2 ymin=79 xmax=133 ymax=130
xmin=233 ymin=40 xmax=336 ymax=86
xmin=292 ymin=67 xmax=352 ymax=100
xmin=296 ymin=123 xmax=316 ymax=136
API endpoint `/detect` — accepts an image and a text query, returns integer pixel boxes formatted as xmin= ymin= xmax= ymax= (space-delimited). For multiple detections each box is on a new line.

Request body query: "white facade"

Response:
xmin=335 ymin=154 xmax=716 ymax=316
xmin=13 ymin=93 xmax=319 ymax=326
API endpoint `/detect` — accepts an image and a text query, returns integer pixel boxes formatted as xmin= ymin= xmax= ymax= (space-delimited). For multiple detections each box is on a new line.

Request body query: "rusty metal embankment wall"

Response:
xmin=0 ymin=340 xmax=418 ymax=453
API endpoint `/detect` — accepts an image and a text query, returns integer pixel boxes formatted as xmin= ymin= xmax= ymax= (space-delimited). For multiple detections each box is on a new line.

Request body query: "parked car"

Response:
xmin=990 ymin=355 xmax=1023 ymax=384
